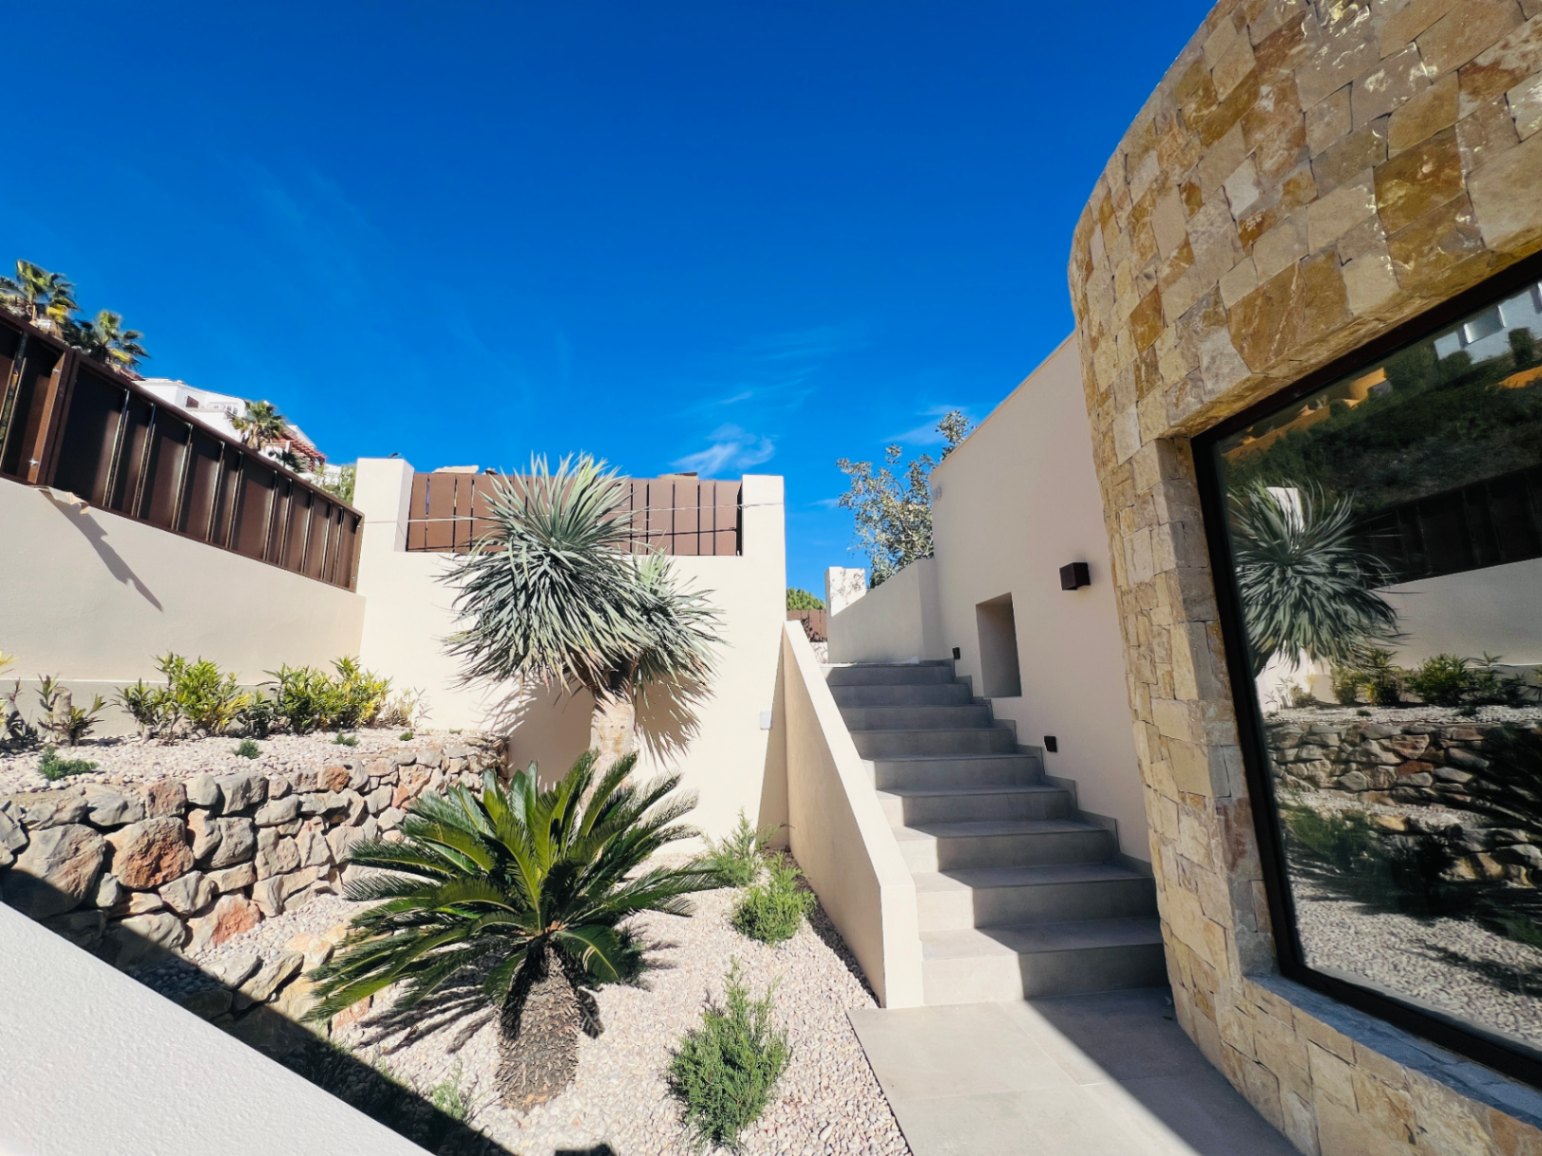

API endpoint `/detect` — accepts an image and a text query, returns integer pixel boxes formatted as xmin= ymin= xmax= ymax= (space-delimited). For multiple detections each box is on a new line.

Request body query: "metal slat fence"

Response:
xmin=405 ymin=471 xmax=743 ymax=556
xmin=0 ymin=313 xmax=361 ymax=589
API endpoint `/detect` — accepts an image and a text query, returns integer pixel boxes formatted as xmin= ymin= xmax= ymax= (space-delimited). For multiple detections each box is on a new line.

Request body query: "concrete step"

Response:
xmin=878 ymin=784 xmax=1071 ymax=825
xmin=825 ymin=663 xmax=955 ymax=687
xmin=920 ymin=918 xmax=1167 ymax=1002
xmin=830 ymin=682 xmax=973 ymax=708
xmin=872 ymin=754 xmax=1042 ymax=791
xmin=894 ymin=818 xmax=1115 ymax=871
xmin=912 ymin=864 xmax=1158 ymax=931
xmin=841 ymin=704 xmax=993 ymax=731
xmin=853 ymin=726 xmax=1016 ymax=759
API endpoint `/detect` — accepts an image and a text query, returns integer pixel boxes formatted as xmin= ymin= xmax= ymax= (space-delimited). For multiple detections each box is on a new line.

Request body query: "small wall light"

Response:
xmin=951 ymin=646 xmax=961 ymax=660
xmin=1044 ymin=736 xmax=1059 ymax=753
xmin=1059 ymin=562 xmax=1091 ymax=590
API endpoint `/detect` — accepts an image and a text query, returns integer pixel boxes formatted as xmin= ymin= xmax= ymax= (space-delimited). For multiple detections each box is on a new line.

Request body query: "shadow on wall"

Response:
xmin=41 ymin=488 xmax=162 ymax=610
xmin=8 ymin=876 xmax=500 ymax=1155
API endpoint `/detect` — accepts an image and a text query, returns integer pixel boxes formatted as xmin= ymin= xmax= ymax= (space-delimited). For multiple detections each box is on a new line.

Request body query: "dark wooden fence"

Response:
xmin=788 ymin=609 xmax=828 ymax=642
xmin=405 ymin=471 xmax=742 ymax=555
xmin=0 ymin=313 xmax=361 ymax=589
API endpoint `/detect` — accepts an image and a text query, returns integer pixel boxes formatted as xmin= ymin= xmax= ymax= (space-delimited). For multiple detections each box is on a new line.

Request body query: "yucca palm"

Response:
xmin=69 ymin=309 xmax=149 ymax=370
xmin=307 ymin=752 xmax=716 ymax=1108
xmin=231 ymin=399 xmax=288 ymax=449
xmin=0 ymin=260 xmax=77 ymax=327
xmin=1228 ymin=482 xmax=1399 ymax=677
xmin=445 ymin=455 xmax=719 ymax=770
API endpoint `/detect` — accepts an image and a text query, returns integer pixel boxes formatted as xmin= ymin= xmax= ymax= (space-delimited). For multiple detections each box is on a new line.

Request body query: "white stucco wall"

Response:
xmin=1383 ymin=558 xmax=1542 ymax=669
xmin=352 ymin=460 xmax=787 ymax=841
xmin=825 ymin=337 xmax=1149 ymax=863
xmin=0 ymin=477 xmax=365 ymax=729
xmin=0 ymin=903 xmax=430 ymax=1156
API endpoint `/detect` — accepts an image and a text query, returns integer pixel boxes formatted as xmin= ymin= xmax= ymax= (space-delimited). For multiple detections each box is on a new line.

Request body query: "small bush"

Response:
xmin=428 ymin=1062 xmax=469 ymax=1123
xmin=1330 ymin=665 xmax=1362 ymax=706
xmin=1405 ymin=653 xmax=1474 ymax=707
xmin=332 ymin=657 xmax=391 ymax=729
xmin=233 ymin=738 xmax=260 ymax=759
xmin=1357 ymin=649 xmax=1404 ymax=707
xmin=399 ymin=730 xmax=414 ymax=742
xmin=669 ymin=962 xmax=790 ymax=1150
xmin=378 ymin=687 xmax=428 ymax=730
xmin=39 ymin=745 xmax=97 ymax=781
xmin=36 ymin=677 xmax=104 ymax=746
xmin=334 ymin=732 xmax=358 ymax=747
xmin=705 ymin=810 xmax=774 ymax=888
xmin=731 ymin=857 xmax=816 ymax=945
xmin=267 ymin=658 xmax=391 ymax=734
xmin=159 ymin=653 xmax=251 ymax=735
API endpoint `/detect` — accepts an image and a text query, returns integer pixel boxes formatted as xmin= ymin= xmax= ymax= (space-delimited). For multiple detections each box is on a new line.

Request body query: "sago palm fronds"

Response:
xmin=307 ymin=752 xmax=717 ymax=1108
xmin=1228 ymin=482 xmax=1399 ymax=676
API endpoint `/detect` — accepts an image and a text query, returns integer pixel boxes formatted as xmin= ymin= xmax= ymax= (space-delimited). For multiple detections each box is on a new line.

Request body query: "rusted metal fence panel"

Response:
xmin=0 ymin=312 xmax=361 ymax=589
xmin=788 ymin=609 xmax=828 ymax=642
xmin=406 ymin=471 xmax=743 ymax=556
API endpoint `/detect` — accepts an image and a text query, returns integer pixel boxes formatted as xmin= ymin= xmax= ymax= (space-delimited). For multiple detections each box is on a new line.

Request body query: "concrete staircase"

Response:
xmin=827 ymin=660 xmax=1165 ymax=1005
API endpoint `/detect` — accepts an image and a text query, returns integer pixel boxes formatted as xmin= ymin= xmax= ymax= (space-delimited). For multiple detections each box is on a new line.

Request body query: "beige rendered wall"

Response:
xmin=0 ymin=477 xmax=365 ymax=729
xmin=825 ymin=558 xmax=944 ymax=664
xmin=928 ymin=337 xmax=1149 ymax=864
xmin=774 ymin=622 xmax=924 ymax=1007
xmin=353 ymin=459 xmax=787 ymax=842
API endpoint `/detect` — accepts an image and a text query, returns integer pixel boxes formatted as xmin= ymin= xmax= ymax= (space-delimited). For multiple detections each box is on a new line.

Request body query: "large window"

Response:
xmin=1199 ymin=264 xmax=1542 ymax=1083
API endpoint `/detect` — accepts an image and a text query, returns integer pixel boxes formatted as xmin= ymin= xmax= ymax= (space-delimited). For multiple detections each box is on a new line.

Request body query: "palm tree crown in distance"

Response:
xmin=231 ymin=399 xmax=288 ymax=449
xmin=307 ymin=753 xmax=717 ymax=1108
xmin=1228 ymin=481 xmax=1399 ymax=677
xmin=0 ymin=260 xmax=77 ymax=327
xmin=444 ymin=454 xmax=720 ymax=769
xmin=70 ymin=310 xmax=149 ymax=371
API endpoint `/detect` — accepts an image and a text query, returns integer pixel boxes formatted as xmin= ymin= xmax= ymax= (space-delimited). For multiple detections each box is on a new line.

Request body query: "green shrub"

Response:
xmin=399 ymin=730 xmax=414 ymax=742
xmin=1405 ymin=653 xmax=1474 ymax=707
xmin=731 ymin=857 xmax=816 ymax=944
xmin=332 ymin=657 xmax=391 ymax=729
xmin=36 ymin=677 xmax=104 ymax=746
xmin=39 ymin=745 xmax=97 ymax=780
xmin=1330 ymin=665 xmax=1362 ymax=705
xmin=233 ymin=738 xmax=260 ymax=759
xmin=333 ymin=731 xmax=358 ymax=747
xmin=428 ymin=1062 xmax=469 ymax=1123
xmin=705 ymin=810 xmax=774 ymax=888
xmin=116 ymin=678 xmax=170 ymax=737
xmin=267 ymin=658 xmax=391 ymax=734
xmin=157 ymin=653 xmax=251 ymax=734
xmin=1279 ymin=801 xmax=1457 ymax=916
xmin=669 ymin=961 xmax=790 ymax=1150
xmin=1357 ymin=649 xmax=1404 ymax=707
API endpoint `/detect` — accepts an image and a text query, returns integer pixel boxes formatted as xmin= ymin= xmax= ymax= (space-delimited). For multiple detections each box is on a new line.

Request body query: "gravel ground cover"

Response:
xmin=1293 ymin=879 xmax=1542 ymax=1051
xmin=1270 ymin=704 xmax=1542 ymax=727
xmin=140 ymin=886 xmax=909 ymax=1156
xmin=0 ymin=729 xmax=418 ymax=795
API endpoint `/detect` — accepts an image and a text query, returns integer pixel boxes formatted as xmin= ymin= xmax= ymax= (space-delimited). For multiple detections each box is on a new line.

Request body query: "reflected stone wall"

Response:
xmin=1068 ymin=0 xmax=1542 ymax=1151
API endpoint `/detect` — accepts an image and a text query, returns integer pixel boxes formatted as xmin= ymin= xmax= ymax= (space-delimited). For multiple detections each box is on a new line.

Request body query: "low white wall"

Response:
xmin=1384 ymin=558 xmax=1542 ymax=669
xmin=826 ymin=558 xmax=943 ymax=664
xmin=352 ymin=460 xmax=787 ymax=842
xmin=0 ymin=477 xmax=365 ymax=732
xmin=0 ymin=902 xmax=430 ymax=1156
xmin=776 ymin=622 xmax=923 ymax=1007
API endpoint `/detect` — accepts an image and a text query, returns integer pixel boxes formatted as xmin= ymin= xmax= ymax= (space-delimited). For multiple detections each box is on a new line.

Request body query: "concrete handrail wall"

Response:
xmin=779 ymin=621 xmax=922 ymax=1008
xmin=825 ymin=557 xmax=943 ymax=665
xmin=0 ymin=901 xmax=430 ymax=1155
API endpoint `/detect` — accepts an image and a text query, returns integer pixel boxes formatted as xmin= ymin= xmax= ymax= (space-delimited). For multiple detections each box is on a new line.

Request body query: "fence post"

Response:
xmin=25 ymin=346 xmax=75 ymax=486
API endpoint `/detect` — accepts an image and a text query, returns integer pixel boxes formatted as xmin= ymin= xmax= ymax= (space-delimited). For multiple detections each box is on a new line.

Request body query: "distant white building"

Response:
xmin=1433 ymin=278 xmax=1542 ymax=364
xmin=137 ymin=378 xmax=327 ymax=474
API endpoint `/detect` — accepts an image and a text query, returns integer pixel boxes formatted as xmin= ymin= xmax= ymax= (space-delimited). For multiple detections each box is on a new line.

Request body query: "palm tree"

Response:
xmin=1229 ymin=482 xmax=1399 ymax=677
xmin=306 ymin=753 xmax=716 ymax=1108
xmin=0 ymin=260 xmax=77 ymax=328
xmin=230 ymin=400 xmax=288 ymax=449
xmin=444 ymin=455 xmax=719 ymax=770
xmin=69 ymin=310 xmax=149 ymax=370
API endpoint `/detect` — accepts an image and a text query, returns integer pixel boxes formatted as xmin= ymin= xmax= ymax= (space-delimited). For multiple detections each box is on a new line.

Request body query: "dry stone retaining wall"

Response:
xmin=1067 ymin=0 xmax=1542 ymax=1151
xmin=0 ymin=738 xmax=502 ymax=967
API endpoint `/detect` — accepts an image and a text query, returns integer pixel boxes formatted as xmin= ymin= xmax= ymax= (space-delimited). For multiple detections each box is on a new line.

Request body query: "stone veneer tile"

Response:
xmin=1351 ymin=45 xmax=1432 ymax=129
xmin=1418 ymin=0 xmax=1527 ymax=78
xmin=1388 ymin=72 xmax=1460 ymax=152
xmin=1313 ymin=115 xmax=1391 ymax=192
xmin=1470 ymin=128 xmax=1542 ymax=246
xmin=1306 ymin=83 xmax=1354 ymax=154
xmin=1509 ymin=73 xmax=1542 ymax=136
xmin=1458 ymin=13 xmax=1542 ymax=116
xmin=1373 ymin=126 xmax=1465 ymax=234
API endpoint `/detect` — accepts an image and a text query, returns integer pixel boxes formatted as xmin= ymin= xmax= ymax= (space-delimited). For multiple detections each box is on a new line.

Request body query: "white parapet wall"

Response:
xmin=351 ymin=459 xmax=788 ymax=842
xmin=0 ymin=476 xmax=366 ymax=731
xmin=825 ymin=558 xmax=944 ymax=665
xmin=0 ymin=901 xmax=431 ymax=1156
xmin=773 ymin=621 xmax=923 ymax=1007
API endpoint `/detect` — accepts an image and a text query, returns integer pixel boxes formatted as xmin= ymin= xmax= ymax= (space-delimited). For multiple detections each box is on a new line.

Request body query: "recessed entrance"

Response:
xmin=975 ymin=593 xmax=1021 ymax=698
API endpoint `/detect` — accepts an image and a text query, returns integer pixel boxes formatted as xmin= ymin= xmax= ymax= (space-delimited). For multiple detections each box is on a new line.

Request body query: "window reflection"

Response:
xmin=1212 ymin=278 xmax=1542 ymax=1060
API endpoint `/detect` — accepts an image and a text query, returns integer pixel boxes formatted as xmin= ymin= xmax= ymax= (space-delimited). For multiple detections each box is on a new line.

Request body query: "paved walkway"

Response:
xmin=850 ymin=988 xmax=1298 ymax=1156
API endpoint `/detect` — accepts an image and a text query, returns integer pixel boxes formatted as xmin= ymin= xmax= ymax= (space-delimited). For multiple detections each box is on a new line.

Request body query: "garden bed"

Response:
xmin=139 ymin=884 xmax=909 ymax=1156
xmin=0 ymin=729 xmax=448 ymax=795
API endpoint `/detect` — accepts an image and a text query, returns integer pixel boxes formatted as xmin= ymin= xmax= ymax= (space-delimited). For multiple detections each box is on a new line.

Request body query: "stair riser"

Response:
xmin=873 ymin=757 xmax=1042 ymax=791
xmin=921 ymin=943 xmax=1168 ymax=1003
xmin=842 ymin=705 xmax=993 ymax=731
xmin=880 ymin=791 xmax=1070 ymax=825
xmin=916 ymin=878 xmax=1158 ymax=932
xmin=899 ymin=829 xmax=1114 ymax=872
xmin=830 ymin=683 xmax=973 ymax=707
xmin=854 ymin=728 xmax=1016 ymax=758
xmin=825 ymin=665 xmax=955 ymax=687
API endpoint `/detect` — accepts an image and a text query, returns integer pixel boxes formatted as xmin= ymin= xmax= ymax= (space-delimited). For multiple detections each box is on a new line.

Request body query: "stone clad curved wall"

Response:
xmin=1068 ymin=0 xmax=1542 ymax=1151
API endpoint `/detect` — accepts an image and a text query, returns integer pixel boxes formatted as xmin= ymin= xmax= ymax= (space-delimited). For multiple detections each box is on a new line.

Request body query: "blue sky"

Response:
xmin=3 ymin=2 xmax=1210 ymax=593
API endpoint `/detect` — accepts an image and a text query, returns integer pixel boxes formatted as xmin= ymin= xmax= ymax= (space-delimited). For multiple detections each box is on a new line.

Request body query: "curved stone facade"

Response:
xmin=1068 ymin=0 xmax=1542 ymax=1151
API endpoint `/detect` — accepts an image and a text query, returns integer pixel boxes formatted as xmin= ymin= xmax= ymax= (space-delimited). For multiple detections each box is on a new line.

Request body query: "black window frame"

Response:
xmin=1192 ymin=249 xmax=1542 ymax=1091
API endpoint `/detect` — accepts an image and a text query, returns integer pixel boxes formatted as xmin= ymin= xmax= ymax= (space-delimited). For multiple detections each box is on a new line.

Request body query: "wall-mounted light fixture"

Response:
xmin=1044 ymin=736 xmax=1058 ymax=753
xmin=951 ymin=646 xmax=961 ymax=660
xmin=1059 ymin=562 xmax=1091 ymax=590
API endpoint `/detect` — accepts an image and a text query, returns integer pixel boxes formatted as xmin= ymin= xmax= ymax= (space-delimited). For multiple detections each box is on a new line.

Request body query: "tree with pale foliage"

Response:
xmin=444 ymin=455 xmax=719 ymax=770
xmin=786 ymin=587 xmax=824 ymax=611
xmin=836 ymin=410 xmax=970 ymax=585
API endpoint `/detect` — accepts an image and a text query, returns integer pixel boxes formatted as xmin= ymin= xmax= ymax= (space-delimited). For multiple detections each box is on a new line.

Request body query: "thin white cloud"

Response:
xmin=672 ymin=425 xmax=775 ymax=476
xmin=887 ymin=405 xmax=972 ymax=446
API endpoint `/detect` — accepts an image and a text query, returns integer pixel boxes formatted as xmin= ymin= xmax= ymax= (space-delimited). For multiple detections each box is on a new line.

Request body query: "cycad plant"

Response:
xmin=1228 ymin=482 xmax=1399 ymax=677
xmin=307 ymin=752 xmax=716 ymax=1108
xmin=444 ymin=455 xmax=719 ymax=770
